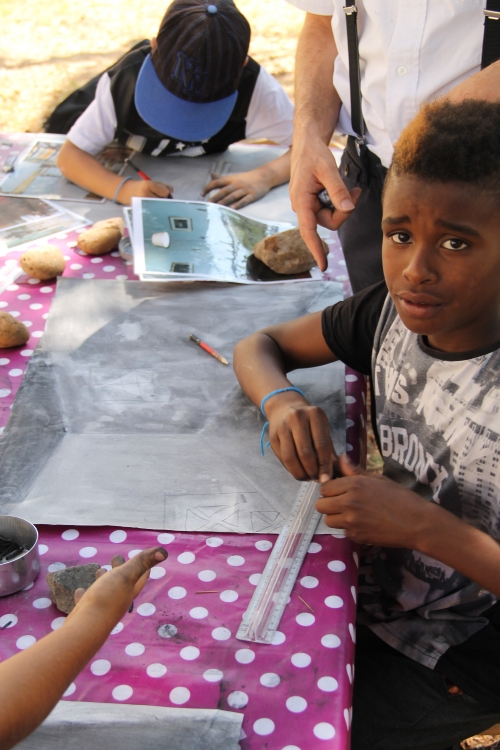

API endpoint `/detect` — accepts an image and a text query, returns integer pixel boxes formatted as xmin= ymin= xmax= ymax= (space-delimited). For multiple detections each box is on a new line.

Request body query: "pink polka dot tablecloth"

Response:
xmin=0 ymin=526 xmax=358 ymax=749
xmin=0 ymin=147 xmax=366 ymax=748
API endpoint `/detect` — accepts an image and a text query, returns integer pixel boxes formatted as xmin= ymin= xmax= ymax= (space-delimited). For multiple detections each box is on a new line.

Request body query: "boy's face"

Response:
xmin=382 ymin=175 xmax=500 ymax=353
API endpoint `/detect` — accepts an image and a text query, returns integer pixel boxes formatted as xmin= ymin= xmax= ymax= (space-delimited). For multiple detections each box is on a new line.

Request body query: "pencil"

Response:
xmin=189 ymin=333 xmax=229 ymax=366
xmin=126 ymin=158 xmax=152 ymax=181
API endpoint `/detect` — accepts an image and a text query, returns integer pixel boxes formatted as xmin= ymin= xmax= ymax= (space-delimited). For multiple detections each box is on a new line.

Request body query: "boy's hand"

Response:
xmin=201 ymin=168 xmax=273 ymax=209
xmin=266 ymin=393 xmax=336 ymax=482
xmin=118 ymin=179 xmax=173 ymax=205
xmin=316 ymin=454 xmax=430 ymax=547
xmin=69 ymin=546 xmax=168 ymax=622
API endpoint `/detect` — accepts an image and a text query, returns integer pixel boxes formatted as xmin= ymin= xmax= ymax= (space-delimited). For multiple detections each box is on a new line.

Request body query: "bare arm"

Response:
xmin=317 ymin=455 xmax=500 ymax=598
xmin=58 ymin=140 xmax=173 ymax=204
xmin=202 ymin=149 xmax=291 ymax=209
xmin=234 ymin=312 xmax=338 ymax=481
xmin=0 ymin=547 xmax=167 ymax=750
xmin=291 ymin=13 xmax=360 ymax=271
xmin=446 ymin=59 xmax=500 ymax=103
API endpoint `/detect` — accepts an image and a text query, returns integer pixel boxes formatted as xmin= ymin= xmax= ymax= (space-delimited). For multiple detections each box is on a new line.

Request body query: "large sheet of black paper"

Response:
xmin=0 ymin=279 xmax=345 ymax=532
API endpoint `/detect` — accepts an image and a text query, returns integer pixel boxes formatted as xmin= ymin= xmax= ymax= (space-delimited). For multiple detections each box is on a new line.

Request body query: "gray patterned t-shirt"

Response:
xmin=322 ymin=282 xmax=500 ymax=671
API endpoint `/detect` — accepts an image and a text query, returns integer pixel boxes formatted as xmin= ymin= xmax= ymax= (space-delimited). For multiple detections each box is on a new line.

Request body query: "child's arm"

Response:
xmin=317 ymin=455 xmax=500 ymax=598
xmin=58 ymin=140 xmax=173 ymax=204
xmin=234 ymin=312 xmax=338 ymax=482
xmin=0 ymin=546 xmax=167 ymax=750
xmin=201 ymin=149 xmax=291 ymax=209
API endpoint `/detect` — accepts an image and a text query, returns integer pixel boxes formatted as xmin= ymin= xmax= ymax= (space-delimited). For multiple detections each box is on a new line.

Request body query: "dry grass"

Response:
xmin=0 ymin=0 xmax=304 ymax=133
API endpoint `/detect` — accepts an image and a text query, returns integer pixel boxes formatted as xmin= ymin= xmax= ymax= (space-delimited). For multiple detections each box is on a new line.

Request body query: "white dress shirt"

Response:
xmin=68 ymin=65 xmax=294 ymax=157
xmin=286 ymin=0 xmax=486 ymax=166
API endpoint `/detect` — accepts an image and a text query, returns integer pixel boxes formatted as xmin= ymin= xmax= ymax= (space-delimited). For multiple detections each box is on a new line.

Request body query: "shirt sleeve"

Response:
xmin=283 ymin=0 xmax=333 ymax=14
xmin=321 ymin=281 xmax=388 ymax=375
xmin=66 ymin=73 xmax=117 ymax=155
xmin=245 ymin=67 xmax=294 ymax=147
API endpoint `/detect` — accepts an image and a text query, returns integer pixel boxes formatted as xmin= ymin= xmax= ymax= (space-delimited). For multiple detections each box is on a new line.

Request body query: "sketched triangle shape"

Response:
xmin=217 ymin=509 xmax=239 ymax=527
xmin=195 ymin=505 xmax=229 ymax=518
xmin=185 ymin=508 xmax=212 ymax=530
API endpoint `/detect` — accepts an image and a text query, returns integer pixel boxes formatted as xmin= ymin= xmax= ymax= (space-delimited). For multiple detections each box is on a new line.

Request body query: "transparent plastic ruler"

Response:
xmin=236 ymin=481 xmax=321 ymax=644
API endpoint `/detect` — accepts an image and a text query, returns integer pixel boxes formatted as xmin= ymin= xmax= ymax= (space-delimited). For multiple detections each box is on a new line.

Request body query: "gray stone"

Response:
xmin=253 ymin=228 xmax=325 ymax=275
xmin=46 ymin=564 xmax=100 ymax=614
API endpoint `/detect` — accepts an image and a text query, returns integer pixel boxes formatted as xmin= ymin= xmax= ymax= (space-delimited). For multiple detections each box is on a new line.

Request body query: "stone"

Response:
xmin=46 ymin=563 xmax=100 ymax=614
xmin=20 ymin=244 xmax=66 ymax=280
xmin=77 ymin=222 xmax=122 ymax=255
xmin=93 ymin=217 xmax=124 ymax=235
xmin=0 ymin=312 xmax=30 ymax=348
xmin=253 ymin=228 xmax=324 ymax=275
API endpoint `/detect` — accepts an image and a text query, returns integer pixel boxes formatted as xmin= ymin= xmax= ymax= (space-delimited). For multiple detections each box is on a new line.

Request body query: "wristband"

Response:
xmin=112 ymin=176 xmax=132 ymax=204
xmin=259 ymin=386 xmax=306 ymax=456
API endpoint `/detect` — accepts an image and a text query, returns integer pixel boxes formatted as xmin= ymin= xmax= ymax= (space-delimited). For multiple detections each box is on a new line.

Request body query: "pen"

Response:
xmin=189 ymin=333 xmax=229 ymax=366
xmin=125 ymin=157 xmax=152 ymax=181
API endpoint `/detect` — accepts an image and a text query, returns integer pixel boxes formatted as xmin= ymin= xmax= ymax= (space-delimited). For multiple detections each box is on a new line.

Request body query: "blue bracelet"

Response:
xmin=259 ymin=386 xmax=306 ymax=456
xmin=112 ymin=176 xmax=132 ymax=204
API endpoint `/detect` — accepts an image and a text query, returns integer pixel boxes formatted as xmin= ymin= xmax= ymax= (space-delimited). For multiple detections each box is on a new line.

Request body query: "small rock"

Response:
xmin=94 ymin=217 xmax=124 ymax=235
xmin=46 ymin=563 xmax=100 ymax=614
xmin=253 ymin=228 xmax=324 ymax=275
xmin=20 ymin=244 xmax=66 ymax=280
xmin=77 ymin=221 xmax=122 ymax=256
xmin=0 ymin=312 xmax=30 ymax=348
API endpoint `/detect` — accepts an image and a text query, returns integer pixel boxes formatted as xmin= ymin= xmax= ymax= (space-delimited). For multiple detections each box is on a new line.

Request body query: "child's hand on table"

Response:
xmin=118 ymin=178 xmax=173 ymax=204
xmin=316 ymin=454 xmax=429 ymax=547
xmin=265 ymin=394 xmax=337 ymax=484
xmin=202 ymin=168 xmax=273 ymax=209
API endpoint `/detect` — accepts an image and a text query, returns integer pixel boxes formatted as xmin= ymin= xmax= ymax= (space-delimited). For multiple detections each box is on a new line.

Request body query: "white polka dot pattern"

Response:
xmin=0 ymin=353 xmax=356 ymax=750
xmin=2 ymin=522 xmax=356 ymax=750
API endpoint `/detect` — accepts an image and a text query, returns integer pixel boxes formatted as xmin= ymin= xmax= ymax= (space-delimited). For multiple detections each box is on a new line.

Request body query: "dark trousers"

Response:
xmin=337 ymin=136 xmax=387 ymax=293
xmin=352 ymin=626 xmax=500 ymax=750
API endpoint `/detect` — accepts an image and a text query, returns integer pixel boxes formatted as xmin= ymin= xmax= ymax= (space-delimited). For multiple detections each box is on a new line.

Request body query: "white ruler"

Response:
xmin=236 ymin=481 xmax=322 ymax=644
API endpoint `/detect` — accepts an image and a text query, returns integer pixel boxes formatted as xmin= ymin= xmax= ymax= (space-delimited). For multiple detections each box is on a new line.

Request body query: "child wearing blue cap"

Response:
xmin=57 ymin=0 xmax=293 ymax=207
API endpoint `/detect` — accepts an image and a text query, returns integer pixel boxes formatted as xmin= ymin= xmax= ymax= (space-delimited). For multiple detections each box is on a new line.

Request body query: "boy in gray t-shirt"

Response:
xmin=233 ymin=100 xmax=500 ymax=749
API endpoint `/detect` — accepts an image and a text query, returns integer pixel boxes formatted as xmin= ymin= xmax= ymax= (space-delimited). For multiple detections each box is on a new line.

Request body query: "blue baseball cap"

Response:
xmin=135 ymin=0 xmax=251 ymax=142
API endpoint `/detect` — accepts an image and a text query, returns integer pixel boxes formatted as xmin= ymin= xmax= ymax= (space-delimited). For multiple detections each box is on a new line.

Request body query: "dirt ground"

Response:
xmin=0 ymin=3 xmax=498 ymax=746
xmin=0 ymin=0 xmax=302 ymax=133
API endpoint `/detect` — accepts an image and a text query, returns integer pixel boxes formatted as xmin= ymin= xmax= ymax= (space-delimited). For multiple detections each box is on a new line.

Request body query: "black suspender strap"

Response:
xmin=482 ymin=0 xmax=500 ymax=69
xmin=343 ymin=2 xmax=365 ymax=143
xmin=342 ymin=0 xmax=500 ymax=144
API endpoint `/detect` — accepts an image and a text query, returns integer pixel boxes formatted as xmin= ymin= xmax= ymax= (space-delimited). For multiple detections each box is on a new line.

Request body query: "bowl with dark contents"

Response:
xmin=0 ymin=516 xmax=40 ymax=596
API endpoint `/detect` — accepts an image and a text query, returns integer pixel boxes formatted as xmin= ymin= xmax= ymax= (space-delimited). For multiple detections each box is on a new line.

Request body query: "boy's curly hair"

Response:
xmin=388 ymin=99 xmax=500 ymax=195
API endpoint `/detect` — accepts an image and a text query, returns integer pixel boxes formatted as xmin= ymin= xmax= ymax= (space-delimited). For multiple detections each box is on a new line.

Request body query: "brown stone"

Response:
xmin=77 ymin=223 xmax=122 ymax=255
xmin=20 ymin=244 xmax=66 ymax=280
xmin=93 ymin=217 xmax=125 ymax=235
xmin=253 ymin=228 xmax=324 ymax=275
xmin=0 ymin=312 xmax=30 ymax=348
xmin=46 ymin=563 xmax=100 ymax=614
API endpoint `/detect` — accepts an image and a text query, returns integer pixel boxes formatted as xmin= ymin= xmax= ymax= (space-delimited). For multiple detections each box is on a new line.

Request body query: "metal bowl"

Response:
xmin=0 ymin=516 xmax=40 ymax=597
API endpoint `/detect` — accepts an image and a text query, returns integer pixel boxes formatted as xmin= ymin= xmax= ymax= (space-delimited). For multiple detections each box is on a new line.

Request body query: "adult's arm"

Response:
xmin=291 ymin=12 xmax=359 ymax=271
xmin=234 ymin=312 xmax=338 ymax=482
xmin=446 ymin=59 xmax=500 ymax=103
xmin=0 ymin=547 xmax=167 ymax=750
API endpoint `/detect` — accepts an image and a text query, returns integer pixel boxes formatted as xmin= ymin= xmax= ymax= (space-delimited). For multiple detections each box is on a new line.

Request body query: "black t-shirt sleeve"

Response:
xmin=321 ymin=280 xmax=388 ymax=375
